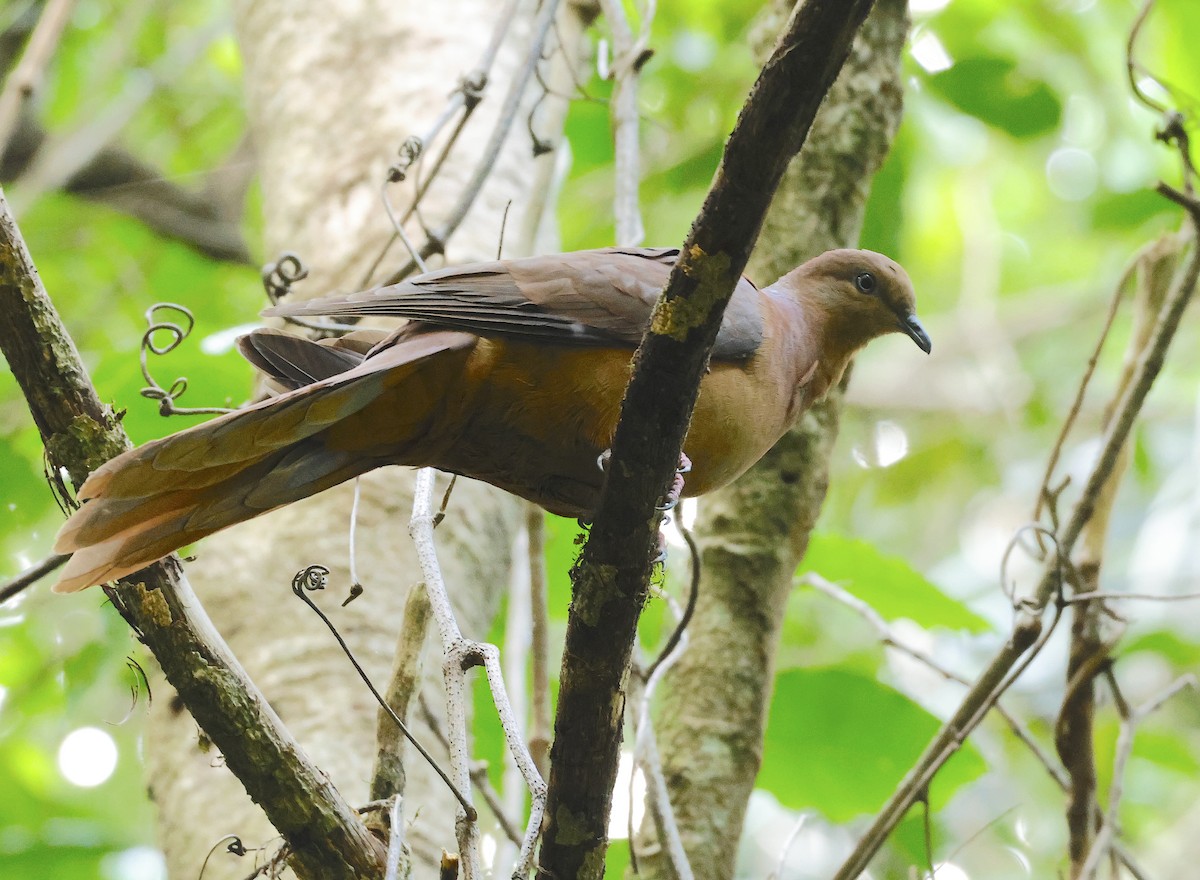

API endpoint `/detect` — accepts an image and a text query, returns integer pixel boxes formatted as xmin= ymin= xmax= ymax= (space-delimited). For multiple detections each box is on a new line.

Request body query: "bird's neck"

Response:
xmin=767 ymin=290 xmax=863 ymax=403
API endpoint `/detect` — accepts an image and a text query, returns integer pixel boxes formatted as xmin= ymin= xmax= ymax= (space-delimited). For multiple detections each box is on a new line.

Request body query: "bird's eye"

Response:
xmin=854 ymin=272 xmax=876 ymax=294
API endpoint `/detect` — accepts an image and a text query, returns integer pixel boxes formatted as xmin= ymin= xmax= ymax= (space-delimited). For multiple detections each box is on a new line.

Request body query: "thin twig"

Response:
xmin=289 ymin=566 xmax=475 ymax=818
xmin=0 ymin=0 xmax=74 ymax=155
xmin=1066 ymin=589 xmax=1200 ymax=603
xmin=643 ymin=523 xmax=700 ymax=684
xmin=1077 ymin=674 xmax=1197 ymax=879
xmin=598 ymin=0 xmax=652 ymax=246
xmin=1031 ymin=256 xmax=1134 ymax=525
xmin=358 ymin=0 xmax=522 ymax=288
xmin=344 ymin=478 xmax=364 ymax=604
xmin=370 ymin=581 xmax=433 ymax=801
xmin=415 ymin=697 xmax=526 ymax=849
xmin=383 ymin=0 xmax=564 ymax=286
xmin=1126 ymin=0 xmax=1164 ymax=115
xmin=385 ymin=796 xmax=410 ymax=880
xmin=527 ymin=505 xmax=551 ymax=779
xmin=0 ymin=552 xmax=68 ymax=604
xmin=802 ymin=572 xmax=1069 ymax=790
xmin=767 ymin=813 xmax=809 ymax=880
xmin=410 ymin=469 xmax=546 ymax=879
xmin=631 ymin=590 xmax=694 ymax=880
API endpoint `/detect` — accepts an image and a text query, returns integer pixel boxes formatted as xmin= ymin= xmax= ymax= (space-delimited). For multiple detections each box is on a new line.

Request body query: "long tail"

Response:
xmin=52 ymin=327 xmax=472 ymax=592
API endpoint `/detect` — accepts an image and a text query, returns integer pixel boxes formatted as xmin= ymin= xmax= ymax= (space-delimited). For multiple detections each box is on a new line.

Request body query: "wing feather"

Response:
xmin=265 ymin=247 xmax=765 ymax=360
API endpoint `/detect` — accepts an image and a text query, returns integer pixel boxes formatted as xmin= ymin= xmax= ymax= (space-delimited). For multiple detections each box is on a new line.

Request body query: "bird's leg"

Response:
xmin=652 ymin=452 xmax=692 ymax=565
xmin=656 ymin=451 xmax=692 ymax=512
xmin=591 ymin=448 xmax=691 ymax=564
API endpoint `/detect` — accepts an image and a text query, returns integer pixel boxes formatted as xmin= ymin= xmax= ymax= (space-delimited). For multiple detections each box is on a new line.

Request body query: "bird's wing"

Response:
xmin=264 ymin=248 xmax=766 ymax=360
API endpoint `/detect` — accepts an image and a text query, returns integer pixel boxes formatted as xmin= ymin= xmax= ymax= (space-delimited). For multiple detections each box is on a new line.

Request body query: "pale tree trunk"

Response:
xmin=143 ymin=2 xmax=591 ymax=876
xmin=632 ymin=1 xmax=910 ymax=877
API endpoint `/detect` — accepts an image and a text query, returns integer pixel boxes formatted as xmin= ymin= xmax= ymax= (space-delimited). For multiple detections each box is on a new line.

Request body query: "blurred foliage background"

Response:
xmin=2 ymin=0 xmax=1199 ymax=878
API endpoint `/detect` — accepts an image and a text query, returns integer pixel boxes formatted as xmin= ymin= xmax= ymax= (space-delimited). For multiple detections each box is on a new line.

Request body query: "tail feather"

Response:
xmin=53 ymin=327 xmax=477 ymax=592
xmin=53 ymin=442 xmax=377 ymax=592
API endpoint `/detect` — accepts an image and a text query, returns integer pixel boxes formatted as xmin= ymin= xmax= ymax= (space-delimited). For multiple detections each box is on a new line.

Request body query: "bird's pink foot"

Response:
xmin=657 ymin=452 xmax=692 ymax=512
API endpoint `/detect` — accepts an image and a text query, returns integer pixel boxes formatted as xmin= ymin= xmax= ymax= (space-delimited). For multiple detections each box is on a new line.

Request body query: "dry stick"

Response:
xmin=541 ymin=3 xmax=877 ymax=876
xmin=10 ymin=19 xmax=223 ymax=214
xmin=416 ymin=696 xmax=526 ymax=849
xmin=498 ymin=514 xmax=534 ymax=868
xmin=631 ymin=593 xmax=694 ymax=880
xmin=1058 ymin=228 xmax=1174 ymax=878
xmin=804 ymin=574 xmax=1156 ymax=879
xmin=382 ymin=0 xmax=563 ymax=287
xmin=527 ymin=505 xmax=551 ymax=779
xmin=0 ymin=0 xmax=74 ymax=154
xmin=598 ymin=0 xmax=652 ymax=246
xmin=831 ymin=183 xmax=1200 ymax=880
xmin=0 ymin=552 xmax=68 ymax=604
xmin=1031 ymin=256 xmax=1134 ymax=525
xmin=1077 ymin=674 xmax=1198 ymax=880
xmin=371 ymin=581 xmax=435 ymax=801
xmin=385 ymin=795 xmax=411 ymax=880
xmin=409 ymin=468 xmax=546 ymax=880
xmin=358 ymin=0 xmax=522 ymax=288
xmin=0 ymin=189 xmax=384 ymax=879
xmin=802 ymin=573 xmax=1068 ymax=788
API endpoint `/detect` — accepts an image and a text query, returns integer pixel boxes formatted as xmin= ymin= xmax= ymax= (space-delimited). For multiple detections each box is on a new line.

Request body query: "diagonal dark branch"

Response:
xmin=0 ymin=187 xmax=382 ymax=880
xmin=538 ymin=2 xmax=877 ymax=877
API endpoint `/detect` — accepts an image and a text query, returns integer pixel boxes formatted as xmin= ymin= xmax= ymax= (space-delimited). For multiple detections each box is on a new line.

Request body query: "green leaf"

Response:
xmin=925 ymin=57 xmax=1062 ymax=138
xmin=1122 ymin=630 xmax=1200 ymax=668
xmin=760 ymin=669 xmax=986 ymax=821
xmin=799 ymin=534 xmax=990 ymax=633
xmin=1091 ymin=190 xmax=1177 ymax=232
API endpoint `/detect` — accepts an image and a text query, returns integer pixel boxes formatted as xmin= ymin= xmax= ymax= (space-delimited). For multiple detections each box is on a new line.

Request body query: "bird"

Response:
xmin=51 ymin=246 xmax=930 ymax=593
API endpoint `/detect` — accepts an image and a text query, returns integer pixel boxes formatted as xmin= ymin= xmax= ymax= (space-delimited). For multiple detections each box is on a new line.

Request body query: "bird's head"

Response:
xmin=776 ymin=249 xmax=931 ymax=356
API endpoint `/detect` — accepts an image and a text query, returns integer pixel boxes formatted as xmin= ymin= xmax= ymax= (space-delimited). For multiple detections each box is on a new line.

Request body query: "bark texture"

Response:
xmin=542 ymin=2 xmax=876 ymax=877
xmin=142 ymin=2 xmax=588 ymax=876
xmin=631 ymin=1 xmax=910 ymax=876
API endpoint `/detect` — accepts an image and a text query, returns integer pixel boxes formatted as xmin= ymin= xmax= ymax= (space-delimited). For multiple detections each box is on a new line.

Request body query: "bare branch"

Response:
xmin=0 ymin=0 xmax=73 ymax=154
xmin=0 ymin=552 xmax=68 ymax=604
xmin=0 ymin=188 xmax=384 ymax=879
xmin=1078 ymin=675 xmax=1198 ymax=879
xmin=542 ymin=2 xmax=878 ymax=876
xmin=382 ymin=0 xmax=564 ymax=286
xmin=371 ymin=582 xmax=434 ymax=801
xmin=802 ymin=572 xmax=1068 ymax=789
xmin=409 ymin=468 xmax=546 ymax=879
xmin=1 ymin=114 xmax=253 ymax=263
xmin=527 ymin=505 xmax=552 ymax=779
xmin=598 ymin=0 xmax=652 ymax=245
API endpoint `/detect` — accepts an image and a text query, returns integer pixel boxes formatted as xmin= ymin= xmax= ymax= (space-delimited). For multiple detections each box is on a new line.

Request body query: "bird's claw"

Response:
xmin=652 ymin=529 xmax=668 ymax=565
xmin=597 ymin=449 xmax=611 ymax=473
xmin=656 ymin=452 xmax=692 ymax=511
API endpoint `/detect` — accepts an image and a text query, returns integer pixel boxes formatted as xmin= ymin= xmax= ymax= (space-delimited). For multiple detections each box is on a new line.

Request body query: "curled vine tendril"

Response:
xmin=139 ymin=303 xmax=234 ymax=417
xmin=262 ymin=251 xmax=358 ymax=334
xmin=292 ymin=564 xmax=330 ymax=594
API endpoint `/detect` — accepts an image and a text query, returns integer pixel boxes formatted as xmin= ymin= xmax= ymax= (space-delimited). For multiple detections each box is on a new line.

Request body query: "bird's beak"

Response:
xmin=900 ymin=314 xmax=932 ymax=354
